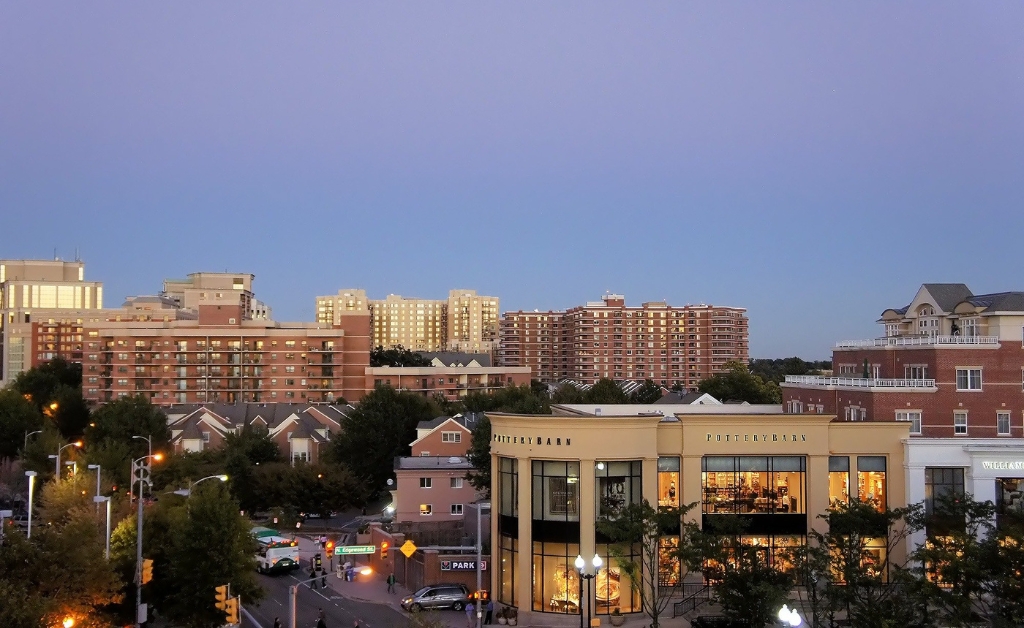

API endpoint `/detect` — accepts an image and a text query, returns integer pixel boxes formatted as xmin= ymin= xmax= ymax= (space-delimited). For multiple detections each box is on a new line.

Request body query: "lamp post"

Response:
xmin=575 ymin=553 xmax=603 ymax=628
xmin=474 ymin=502 xmax=491 ymax=628
xmin=777 ymin=604 xmax=803 ymax=627
xmin=173 ymin=474 xmax=228 ymax=497
xmin=129 ymin=435 xmax=152 ymax=505
xmin=50 ymin=441 xmax=82 ymax=479
xmin=133 ymin=451 xmax=162 ymax=628
xmin=24 ymin=429 xmax=42 ymax=454
xmin=24 ymin=471 xmax=37 ymax=538
xmin=94 ymin=496 xmax=112 ymax=559
xmin=87 ymin=464 xmax=102 ymax=513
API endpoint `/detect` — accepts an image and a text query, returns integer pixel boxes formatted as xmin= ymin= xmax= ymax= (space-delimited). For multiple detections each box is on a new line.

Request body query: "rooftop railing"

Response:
xmin=835 ymin=335 xmax=999 ymax=348
xmin=785 ymin=375 xmax=937 ymax=389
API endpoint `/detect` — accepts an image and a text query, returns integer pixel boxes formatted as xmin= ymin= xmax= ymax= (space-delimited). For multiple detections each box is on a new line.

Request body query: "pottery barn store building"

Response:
xmin=487 ymin=406 xmax=910 ymax=622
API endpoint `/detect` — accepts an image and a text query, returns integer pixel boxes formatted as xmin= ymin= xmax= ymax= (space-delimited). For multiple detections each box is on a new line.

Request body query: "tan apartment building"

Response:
xmin=499 ymin=294 xmax=749 ymax=389
xmin=366 ymin=361 xmax=531 ymax=401
xmin=0 ymin=259 xmax=105 ymax=384
xmin=315 ymin=288 xmax=499 ymax=353
xmin=162 ymin=272 xmax=272 ymax=321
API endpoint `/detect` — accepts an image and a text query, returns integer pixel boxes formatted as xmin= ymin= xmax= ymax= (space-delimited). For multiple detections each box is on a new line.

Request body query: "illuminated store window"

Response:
xmin=596 ymin=460 xmax=642 ymax=518
xmin=995 ymin=478 xmax=1024 ymax=531
xmin=497 ymin=457 xmax=519 ymax=607
xmin=829 ymin=456 xmax=850 ymax=505
xmin=658 ymin=457 xmax=680 ymax=508
xmin=701 ymin=456 xmax=806 ymax=515
xmin=594 ymin=542 xmax=641 ymax=614
xmin=658 ymin=536 xmax=681 ymax=587
xmin=531 ymin=460 xmax=581 ymax=614
xmin=857 ymin=456 xmax=887 ymax=511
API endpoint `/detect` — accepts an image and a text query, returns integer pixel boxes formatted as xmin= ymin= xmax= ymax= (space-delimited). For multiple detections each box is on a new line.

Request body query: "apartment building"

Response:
xmin=315 ymin=288 xmax=499 ymax=353
xmin=366 ymin=361 xmax=531 ymax=401
xmin=162 ymin=272 xmax=272 ymax=321
xmin=0 ymin=259 xmax=105 ymax=384
xmin=781 ymin=283 xmax=1024 ymax=548
xmin=499 ymin=294 xmax=749 ymax=389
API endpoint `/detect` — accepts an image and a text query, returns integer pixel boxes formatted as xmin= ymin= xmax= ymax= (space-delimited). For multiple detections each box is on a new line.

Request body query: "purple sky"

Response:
xmin=2 ymin=3 xmax=1022 ymax=358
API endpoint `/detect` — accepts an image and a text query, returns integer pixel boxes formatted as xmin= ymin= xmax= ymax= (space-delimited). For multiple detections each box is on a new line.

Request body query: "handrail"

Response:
xmin=784 ymin=375 xmax=936 ymax=389
xmin=672 ymin=584 xmax=711 ymax=617
xmin=835 ymin=335 xmax=999 ymax=348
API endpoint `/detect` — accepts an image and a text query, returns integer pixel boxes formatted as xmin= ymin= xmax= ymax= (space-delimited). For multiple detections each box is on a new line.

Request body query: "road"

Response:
xmin=244 ymin=571 xmax=413 ymax=628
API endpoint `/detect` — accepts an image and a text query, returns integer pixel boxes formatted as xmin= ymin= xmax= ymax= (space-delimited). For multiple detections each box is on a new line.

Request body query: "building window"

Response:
xmin=451 ymin=504 xmax=464 ymax=516
xmin=998 ymin=412 xmax=1011 ymax=436
xmin=441 ymin=431 xmax=462 ymax=443
xmin=828 ymin=456 xmax=850 ymax=504
xmin=595 ymin=460 xmax=642 ymax=518
xmin=954 ymin=411 xmax=968 ymax=435
xmin=857 ymin=456 xmax=887 ymax=511
xmin=420 ymin=477 xmax=432 ymax=489
xmin=702 ymin=456 xmax=807 ymax=515
xmin=924 ymin=467 xmax=965 ymax=533
xmin=896 ymin=411 xmax=923 ymax=435
xmin=531 ymin=460 xmax=581 ymax=613
xmin=450 ymin=477 xmax=463 ymax=489
xmin=658 ymin=457 xmax=680 ymax=508
xmin=497 ymin=457 xmax=519 ymax=607
xmin=905 ymin=365 xmax=927 ymax=380
xmin=995 ymin=478 xmax=1024 ymax=530
xmin=202 ymin=431 xmax=210 ymax=443
xmin=420 ymin=504 xmax=432 ymax=516
xmin=955 ymin=368 xmax=982 ymax=391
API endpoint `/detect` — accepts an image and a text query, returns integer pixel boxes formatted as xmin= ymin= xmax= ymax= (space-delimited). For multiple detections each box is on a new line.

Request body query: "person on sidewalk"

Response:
xmin=321 ymin=566 xmax=328 ymax=589
xmin=485 ymin=599 xmax=494 ymax=624
xmin=309 ymin=566 xmax=320 ymax=590
xmin=465 ymin=601 xmax=475 ymax=628
xmin=386 ymin=572 xmax=396 ymax=594
xmin=316 ymin=616 xmax=327 ymax=628
xmin=273 ymin=618 xmax=282 ymax=628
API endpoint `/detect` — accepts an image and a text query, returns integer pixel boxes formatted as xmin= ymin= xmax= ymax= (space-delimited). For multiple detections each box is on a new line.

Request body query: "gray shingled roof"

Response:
xmin=654 ymin=391 xmax=711 ymax=405
xmin=921 ymin=283 xmax=974 ymax=312
xmin=416 ymin=412 xmax=484 ymax=431
xmin=965 ymin=292 xmax=1024 ymax=313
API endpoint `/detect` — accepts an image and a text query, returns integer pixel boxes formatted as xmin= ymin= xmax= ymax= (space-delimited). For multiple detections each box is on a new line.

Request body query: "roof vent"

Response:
xmin=448 ymin=456 xmax=463 ymax=464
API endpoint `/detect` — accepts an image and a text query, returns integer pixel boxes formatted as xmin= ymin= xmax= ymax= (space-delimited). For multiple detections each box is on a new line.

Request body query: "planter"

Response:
xmin=497 ymin=619 xmax=507 ymax=626
xmin=609 ymin=614 xmax=626 ymax=626
xmin=507 ymin=620 xmax=517 ymax=626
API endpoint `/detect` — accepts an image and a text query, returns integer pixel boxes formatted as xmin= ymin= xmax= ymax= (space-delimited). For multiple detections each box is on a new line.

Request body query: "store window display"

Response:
xmin=531 ymin=460 xmax=582 ymax=613
xmin=829 ymin=456 xmax=850 ymax=505
xmin=701 ymin=456 xmax=806 ymax=515
xmin=658 ymin=457 xmax=680 ymax=507
xmin=856 ymin=456 xmax=887 ymax=511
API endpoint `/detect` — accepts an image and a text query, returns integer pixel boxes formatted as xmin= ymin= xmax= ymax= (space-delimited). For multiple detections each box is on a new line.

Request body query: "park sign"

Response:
xmin=441 ymin=559 xmax=487 ymax=571
xmin=335 ymin=545 xmax=375 ymax=556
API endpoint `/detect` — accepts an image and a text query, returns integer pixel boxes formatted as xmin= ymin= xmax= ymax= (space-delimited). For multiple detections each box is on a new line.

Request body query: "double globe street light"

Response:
xmin=777 ymin=604 xmax=803 ymax=626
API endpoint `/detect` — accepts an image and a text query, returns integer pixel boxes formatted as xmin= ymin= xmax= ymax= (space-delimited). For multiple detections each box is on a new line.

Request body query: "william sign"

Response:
xmin=440 ymin=559 xmax=487 ymax=571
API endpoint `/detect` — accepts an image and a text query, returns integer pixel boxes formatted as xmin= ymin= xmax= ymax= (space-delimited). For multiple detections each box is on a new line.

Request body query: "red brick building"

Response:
xmin=499 ymin=294 xmax=749 ymax=389
xmin=782 ymin=284 xmax=1024 ymax=438
xmin=366 ymin=361 xmax=531 ymax=401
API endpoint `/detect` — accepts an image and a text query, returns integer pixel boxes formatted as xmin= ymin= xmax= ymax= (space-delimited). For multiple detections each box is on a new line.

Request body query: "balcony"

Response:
xmin=835 ymin=335 xmax=1000 ymax=349
xmin=784 ymin=375 xmax=937 ymax=391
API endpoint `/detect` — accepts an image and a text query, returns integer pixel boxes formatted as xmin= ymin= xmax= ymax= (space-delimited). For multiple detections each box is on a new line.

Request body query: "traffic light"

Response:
xmin=326 ymin=540 xmax=335 ymax=554
xmin=381 ymin=541 xmax=389 ymax=560
xmin=314 ymin=553 xmax=322 ymax=568
xmin=478 ymin=590 xmax=489 ymax=601
xmin=214 ymin=585 xmax=229 ymax=611
xmin=224 ymin=597 xmax=239 ymax=624
xmin=141 ymin=559 xmax=153 ymax=584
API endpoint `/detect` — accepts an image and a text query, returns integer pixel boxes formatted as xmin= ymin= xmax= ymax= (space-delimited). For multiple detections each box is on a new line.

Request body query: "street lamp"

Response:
xmin=87 ymin=464 xmax=102 ymax=513
xmin=64 ymin=459 xmax=77 ymax=477
xmin=62 ymin=617 xmax=75 ymax=628
xmin=50 ymin=441 xmax=82 ymax=479
xmin=173 ymin=474 xmax=228 ymax=497
xmin=23 ymin=429 xmax=42 ymax=454
xmin=777 ymin=604 xmax=802 ymax=627
xmin=473 ymin=502 xmax=491 ymax=628
xmin=575 ymin=553 xmax=603 ymax=628
xmin=129 ymin=435 xmax=153 ymax=504
xmin=94 ymin=496 xmax=112 ymax=560
xmin=24 ymin=471 xmax=37 ymax=538
xmin=132 ymin=450 xmax=162 ymax=628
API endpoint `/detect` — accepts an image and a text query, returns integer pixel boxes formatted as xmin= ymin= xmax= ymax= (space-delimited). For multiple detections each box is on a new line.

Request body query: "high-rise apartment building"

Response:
xmin=0 ymin=259 xmax=104 ymax=383
xmin=315 ymin=289 xmax=499 ymax=353
xmin=499 ymin=294 xmax=749 ymax=389
xmin=162 ymin=272 xmax=272 ymax=321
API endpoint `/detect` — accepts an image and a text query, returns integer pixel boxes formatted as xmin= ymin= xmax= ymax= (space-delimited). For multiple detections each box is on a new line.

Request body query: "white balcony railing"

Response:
xmin=835 ymin=335 xmax=999 ymax=349
xmin=784 ymin=375 xmax=937 ymax=389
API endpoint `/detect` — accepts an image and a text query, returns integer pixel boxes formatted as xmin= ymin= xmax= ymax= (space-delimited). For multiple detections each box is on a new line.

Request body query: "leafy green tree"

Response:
xmin=597 ymin=500 xmax=700 ymax=628
xmin=0 ymin=505 xmax=123 ymax=628
xmin=792 ymin=499 xmax=925 ymax=628
xmin=697 ymin=361 xmax=781 ymax=404
xmin=0 ymin=387 xmax=43 ymax=460
xmin=466 ymin=414 xmax=492 ymax=495
xmin=687 ymin=516 xmax=793 ymax=628
xmin=329 ymin=385 xmax=439 ymax=501
xmin=50 ymin=384 xmax=91 ymax=439
xmin=292 ymin=463 xmax=367 ymax=516
xmin=11 ymin=357 xmax=82 ymax=409
xmin=551 ymin=383 xmax=587 ymax=404
xmin=748 ymin=358 xmax=832 ymax=384
xmin=370 ymin=345 xmax=431 ymax=367
xmin=587 ymin=378 xmax=630 ymax=403
xmin=86 ymin=395 xmax=170 ymax=458
xmin=630 ymin=379 xmax=664 ymax=404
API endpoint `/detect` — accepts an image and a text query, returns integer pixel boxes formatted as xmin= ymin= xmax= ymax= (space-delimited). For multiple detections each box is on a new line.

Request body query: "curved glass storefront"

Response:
xmin=497 ymin=457 xmax=519 ymax=607
xmin=531 ymin=460 xmax=581 ymax=613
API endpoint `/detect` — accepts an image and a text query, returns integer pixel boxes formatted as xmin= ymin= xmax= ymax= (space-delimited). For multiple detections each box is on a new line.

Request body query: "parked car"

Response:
xmin=401 ymin=584 xmax=472 ymax=612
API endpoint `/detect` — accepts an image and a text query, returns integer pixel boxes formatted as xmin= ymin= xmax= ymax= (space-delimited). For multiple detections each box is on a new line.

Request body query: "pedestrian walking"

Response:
xmin=318 ymin=608 xmax=326 ymax=621
xmin=386 ymin=572 xmax=396 ymax=594
xmin=273 ymin=618 xmax=282 ymax=628
xmin=485 ymin=599 xmax=494 ymax=624
xmin=309 ymin=566 xmax=319 ymax=590
xmin=316 ymin=617 xmax=327 ymax=628
xmin=466 ymin=601 xmax=475 ymax=628
xmin=321 ymin=567 xmax=328 ymax=588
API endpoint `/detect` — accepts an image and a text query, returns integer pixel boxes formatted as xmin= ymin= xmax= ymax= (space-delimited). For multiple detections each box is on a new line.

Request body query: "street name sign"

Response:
xmin=335 ymin=545 xmax=375 ymax=555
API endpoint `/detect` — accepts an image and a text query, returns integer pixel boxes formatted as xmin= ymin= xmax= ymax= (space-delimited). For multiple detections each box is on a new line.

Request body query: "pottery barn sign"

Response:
xmin=706 ymin=433 xmax=807 ymax=443
xmin=494 ymin=434 xmax=571 ymax=446
xmin=441 ymin=559 xmax=487 ymax=571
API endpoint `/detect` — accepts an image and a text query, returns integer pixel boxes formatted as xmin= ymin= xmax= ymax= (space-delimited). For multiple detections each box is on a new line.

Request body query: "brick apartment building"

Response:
xmin=782 ymin=283 xmax=1024 ymax=438
xmin=499 ymin=294 xmax=749 ymax=389
xmin=366 ymin=359 xmax=531 ymax=401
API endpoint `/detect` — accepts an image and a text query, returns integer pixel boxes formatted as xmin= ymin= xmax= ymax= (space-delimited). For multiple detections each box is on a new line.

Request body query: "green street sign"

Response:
xmin=335 ymin=545 xmax=375 ymax=555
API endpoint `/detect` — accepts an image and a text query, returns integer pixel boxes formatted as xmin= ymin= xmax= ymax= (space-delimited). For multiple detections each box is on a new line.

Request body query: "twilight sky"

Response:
xmin=2 ymin=3 xmax=1022 ymax=359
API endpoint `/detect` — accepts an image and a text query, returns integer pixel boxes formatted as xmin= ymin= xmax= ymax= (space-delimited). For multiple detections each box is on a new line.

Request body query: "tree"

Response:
xmin=49 ymin=384 xmax=91 ymax=439
xmin=11 ymin=357 xmax=82 ymax=409
xmin=86 ymin=395 xmax=171 ymax=458
xmin=0 ymin=387 xmax=43 ymax=460
xmin=328 ymin=385 xmax=439 ymax=502
xmin=370 ymin=345 xmax=431 ymax=367
xmin=596 ymin=500 xmax=699 ymax=628
xmin=630 ymin=379 xmax=664 ymax=404
xmin=551 ymin=383 xmax=586 ymax=404
xmin=687 ymin=516 xmax=793 ymax=628
xmin=748 ymin=358 xmax=832 ymax=384
xmin=697 ymin=361 xmax=781 ymax=404
xmin=466 ymin=414 xmax=492 ymax=496
xmin=587 ymin=378 xmax=630 ymax=404
xmin=793 ymin=499 xmax=925 ymax=628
